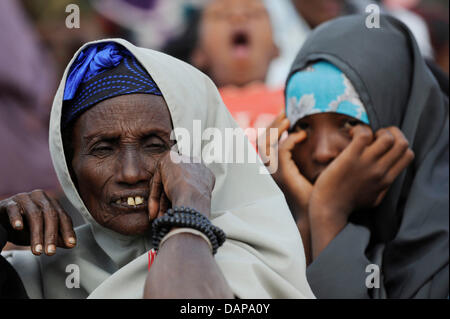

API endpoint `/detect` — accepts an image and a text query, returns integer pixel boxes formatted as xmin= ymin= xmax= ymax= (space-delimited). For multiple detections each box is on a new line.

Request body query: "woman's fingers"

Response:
xmin=15 ymin=194 xmax=44 ymax=255
xmin=158 ymin=192 xmax=170 ymax=219
xmin=42 ymin=204 xmax=58 ymax=255
xmin=5 ymin=200 xmax=24 ymax=230
xmin=30 ymin=190 xmax=60 ymax=256
xmin=48 ymin=197 xmax=77 ymax=248
xmin=149 ymin=169 xmax=163 ymax=221
xmin=1 ymin=191 xmax=76 ymax=255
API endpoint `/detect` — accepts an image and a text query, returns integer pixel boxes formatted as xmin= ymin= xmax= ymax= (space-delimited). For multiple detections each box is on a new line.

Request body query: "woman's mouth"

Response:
xmin=111 ymin=195 xmax=148 ymax=211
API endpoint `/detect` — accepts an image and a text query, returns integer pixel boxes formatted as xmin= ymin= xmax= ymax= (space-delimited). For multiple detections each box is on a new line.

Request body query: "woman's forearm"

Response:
xmin=143 ymin=232 xmax=234 ymax=299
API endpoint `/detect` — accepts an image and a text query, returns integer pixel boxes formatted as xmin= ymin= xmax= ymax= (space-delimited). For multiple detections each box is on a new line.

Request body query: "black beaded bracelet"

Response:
xmin=152 ymin=206 xmax=226 ymax=255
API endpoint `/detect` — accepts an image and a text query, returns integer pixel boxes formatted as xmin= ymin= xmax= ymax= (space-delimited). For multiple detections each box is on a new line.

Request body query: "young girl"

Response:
xmin=261 ymin=15 xmax=449 ymax=298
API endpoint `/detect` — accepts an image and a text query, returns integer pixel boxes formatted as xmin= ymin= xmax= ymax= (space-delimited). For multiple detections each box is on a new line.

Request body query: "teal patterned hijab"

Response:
xmin=285 ymin=61 xmax=369 ymax=130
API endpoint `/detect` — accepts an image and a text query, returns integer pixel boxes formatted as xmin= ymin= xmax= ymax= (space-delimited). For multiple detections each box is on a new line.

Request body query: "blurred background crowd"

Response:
xmin=0 ymin=0 xmax=448 ymax=227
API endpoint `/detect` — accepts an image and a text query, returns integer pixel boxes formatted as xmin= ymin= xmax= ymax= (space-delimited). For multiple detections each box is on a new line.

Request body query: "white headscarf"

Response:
xmin=6 ymin=39 xmax=315 ymax=299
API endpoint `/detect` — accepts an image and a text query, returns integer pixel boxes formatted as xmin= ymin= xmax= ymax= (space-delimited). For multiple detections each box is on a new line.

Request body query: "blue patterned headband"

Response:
xmin=286 ymin=61 xmax=369 ymax=130
xmin=62 ymin=42 xmax=162 ymax=128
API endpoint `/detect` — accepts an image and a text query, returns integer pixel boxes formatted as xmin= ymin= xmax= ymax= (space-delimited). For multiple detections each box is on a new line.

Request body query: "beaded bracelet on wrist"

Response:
xmin=152 ymin=206 xmax=226 ymax=255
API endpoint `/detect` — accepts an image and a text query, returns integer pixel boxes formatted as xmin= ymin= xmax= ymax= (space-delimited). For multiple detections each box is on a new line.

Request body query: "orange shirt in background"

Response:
xmin=220 ymin=83 xmax=284 ymax=145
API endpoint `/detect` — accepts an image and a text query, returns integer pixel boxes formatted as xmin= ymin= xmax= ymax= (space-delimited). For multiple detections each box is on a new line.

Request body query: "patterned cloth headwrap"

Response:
xmin=62 ymin=42 xmax=162 ymax=128
xmin=285 ymin=61 xmax=369 ymax=130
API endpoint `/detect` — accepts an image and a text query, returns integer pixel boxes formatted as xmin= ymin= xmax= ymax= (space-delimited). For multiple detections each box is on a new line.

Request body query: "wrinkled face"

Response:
xmin=194 ymin=0 xmax=278 ymax=87
xmin=291 ymin=113 xmax=370 ymax=184
xmin=292 ymin=0 xmax=344 ymax=28
xmin=70 ymin=94 xmax=174 ymax=235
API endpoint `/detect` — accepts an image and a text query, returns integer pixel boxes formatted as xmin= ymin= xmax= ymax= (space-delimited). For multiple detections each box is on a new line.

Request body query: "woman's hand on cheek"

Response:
xmin=148 ymin=151 xmax=215 ymax=220
xmin=144 ymin=152 xmax=232 ymax=299
xmin=0 ymin=190 xmax=77 ymax=256
xmin=310 ymin=125 xmax=414 ymax=222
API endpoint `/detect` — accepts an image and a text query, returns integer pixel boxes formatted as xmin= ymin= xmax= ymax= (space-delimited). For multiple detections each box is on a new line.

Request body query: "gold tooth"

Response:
xmin=135 ymin=196 xmax=143 ymax=205
xmin=127 ymin=197 xmax=135 ymax=206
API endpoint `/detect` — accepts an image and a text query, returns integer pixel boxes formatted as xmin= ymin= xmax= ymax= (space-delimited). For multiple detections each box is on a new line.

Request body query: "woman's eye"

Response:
xmin=145 ymin=143 xmax=165 ymax=149
xmin=91 ymin=146 xmax=113 ymax=156
xmin=144 ymin=140 xmax=167 ymax=153
xmin=143 ymin=136 xmax=168 ymax=152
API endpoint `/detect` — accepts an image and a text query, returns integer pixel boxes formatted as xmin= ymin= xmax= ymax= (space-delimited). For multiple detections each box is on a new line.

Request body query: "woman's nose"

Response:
xmin=116 ymin=149 xmax=148 ymax=185
xmin=312 ymin=135 xmax=340 ymax=166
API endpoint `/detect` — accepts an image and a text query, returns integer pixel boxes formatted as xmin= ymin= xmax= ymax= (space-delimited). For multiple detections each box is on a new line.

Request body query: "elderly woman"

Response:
xmin=0 ymin=39 xmax=314 ymax=299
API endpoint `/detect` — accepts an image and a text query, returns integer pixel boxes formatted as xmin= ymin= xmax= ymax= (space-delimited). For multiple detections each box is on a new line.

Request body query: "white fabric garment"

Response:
xmin=5 ymin=39 xmax=315 ymax=299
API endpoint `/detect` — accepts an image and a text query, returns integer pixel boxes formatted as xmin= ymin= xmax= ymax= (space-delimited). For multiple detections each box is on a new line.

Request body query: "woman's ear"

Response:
xmin=191 ymin=47 xmax=209 ymax=72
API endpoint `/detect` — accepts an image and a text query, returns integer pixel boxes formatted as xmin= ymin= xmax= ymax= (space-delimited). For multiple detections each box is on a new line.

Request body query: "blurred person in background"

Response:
xmin=0 ymin=0 xmax=59 ymax=200
xmin=414 ymin=1 xmax=449 ymax=82
xmin=383 ymin=0 xmax=434 ymax=59
xmin=416 ymin=5 xmax=449 ymax=75
xmin=189 ymin=0 xmax=279 ymax=88
xmin=21 ymin=0 xmax=131 ymax=76
xmin=384 ymin=0 xmax=449 ymax=95
xmin=165 ymin=0 xmax=283 ymax=144
xmin=91 ymin=0 xmax=210 ymax=50
xmin=264 ymin=0 xmax=355 ymax=87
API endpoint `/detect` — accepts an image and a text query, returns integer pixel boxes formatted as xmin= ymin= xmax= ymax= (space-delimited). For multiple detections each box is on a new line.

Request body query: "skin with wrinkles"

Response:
xmin=0 ymin=93 xmax=232 ymax=298
xmin=70 ymin=94 xmax=173 ymax=235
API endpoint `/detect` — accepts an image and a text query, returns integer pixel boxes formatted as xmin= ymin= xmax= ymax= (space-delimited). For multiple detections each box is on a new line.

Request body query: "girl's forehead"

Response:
xmin=300 ymin=113 xmax=357 ymax=122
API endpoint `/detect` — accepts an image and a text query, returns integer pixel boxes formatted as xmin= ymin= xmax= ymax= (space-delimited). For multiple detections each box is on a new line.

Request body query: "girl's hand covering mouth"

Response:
xmin=148 ymin=151 xmax=216 ymax=221
xmin=310 ymin=125 xmax=415 ymax=221
xmin=0 ymin=190 xmax=77 ymax=256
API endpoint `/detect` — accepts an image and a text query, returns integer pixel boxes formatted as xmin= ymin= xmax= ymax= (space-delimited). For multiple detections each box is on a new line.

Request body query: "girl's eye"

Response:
xmin=296 ymin=122 xmax=310 ymax=131
xmin=344 ymin=119 xmax=360 ymax=129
